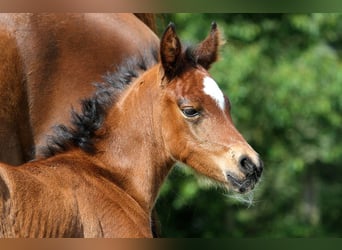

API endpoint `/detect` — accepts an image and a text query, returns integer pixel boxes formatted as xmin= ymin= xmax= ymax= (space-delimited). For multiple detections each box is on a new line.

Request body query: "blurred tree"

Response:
xmin=155 ymin=13 xmax=342 ymax=237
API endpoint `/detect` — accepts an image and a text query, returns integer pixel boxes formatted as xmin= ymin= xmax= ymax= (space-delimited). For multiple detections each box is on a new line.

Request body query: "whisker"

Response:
xmin=225 ymin=191 xmax=255 ymax=208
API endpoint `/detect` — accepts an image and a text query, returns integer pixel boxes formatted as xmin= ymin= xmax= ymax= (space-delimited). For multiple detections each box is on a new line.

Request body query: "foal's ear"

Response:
xmin=194 ymin=22 xmax=220 ymax=70
xmin=160 ymin=23 xmax=182 ymax=79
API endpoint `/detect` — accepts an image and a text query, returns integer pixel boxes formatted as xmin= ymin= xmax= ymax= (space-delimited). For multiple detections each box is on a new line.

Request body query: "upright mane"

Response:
xmin=39 ymin=48 xmax=159 ymax=157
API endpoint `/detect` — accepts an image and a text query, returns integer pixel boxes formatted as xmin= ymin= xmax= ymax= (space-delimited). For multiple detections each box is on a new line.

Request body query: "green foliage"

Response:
xmin=155 ymin=14 xmax=342 ymax=237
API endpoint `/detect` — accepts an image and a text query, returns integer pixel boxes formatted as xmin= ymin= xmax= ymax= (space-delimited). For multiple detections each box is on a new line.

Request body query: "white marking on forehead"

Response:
xmin=202 ymin=76 xmax=225 ymax=110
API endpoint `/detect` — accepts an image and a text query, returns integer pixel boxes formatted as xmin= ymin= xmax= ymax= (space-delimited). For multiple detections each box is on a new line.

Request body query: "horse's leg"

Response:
xmin=0 ymin=28 xmax=33 ymax=165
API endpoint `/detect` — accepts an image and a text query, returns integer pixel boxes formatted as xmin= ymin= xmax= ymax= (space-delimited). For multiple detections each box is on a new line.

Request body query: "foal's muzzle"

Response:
xmin=227 ymin=156 xmax=263 ymax=193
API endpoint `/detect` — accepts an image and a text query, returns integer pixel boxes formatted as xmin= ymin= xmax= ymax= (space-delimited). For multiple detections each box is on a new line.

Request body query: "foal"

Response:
xmin=0 ymin=23 xmax=263 ymax=237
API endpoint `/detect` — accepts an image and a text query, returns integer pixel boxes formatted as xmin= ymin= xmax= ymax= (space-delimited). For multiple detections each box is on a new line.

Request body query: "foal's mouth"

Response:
xmin=226 ymin=172 xmax=259 ymax=194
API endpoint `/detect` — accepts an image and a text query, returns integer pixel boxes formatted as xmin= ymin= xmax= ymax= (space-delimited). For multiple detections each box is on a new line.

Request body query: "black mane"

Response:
xmin=39 ymin=48 xmax=159 ymax=157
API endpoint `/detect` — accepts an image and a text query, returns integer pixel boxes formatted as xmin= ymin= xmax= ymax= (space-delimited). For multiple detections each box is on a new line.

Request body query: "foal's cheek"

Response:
xmin=160 ymin=106 xmax=189 ymax=157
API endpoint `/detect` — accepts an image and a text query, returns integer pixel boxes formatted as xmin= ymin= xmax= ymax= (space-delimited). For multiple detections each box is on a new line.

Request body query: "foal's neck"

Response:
xmin=95 ymin=66 xmax=173 ymax=213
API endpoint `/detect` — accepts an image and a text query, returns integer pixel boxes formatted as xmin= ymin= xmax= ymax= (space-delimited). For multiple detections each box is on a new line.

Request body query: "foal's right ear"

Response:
xmin=160 ymin=23 xmax=182 ymax=79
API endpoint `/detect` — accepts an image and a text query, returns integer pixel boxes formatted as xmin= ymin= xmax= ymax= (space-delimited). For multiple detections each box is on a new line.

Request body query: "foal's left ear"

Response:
xmin=160 ymin=23 xmax=182 ymax=79
xmin=194 ymin=22 xmax=220 ymax=70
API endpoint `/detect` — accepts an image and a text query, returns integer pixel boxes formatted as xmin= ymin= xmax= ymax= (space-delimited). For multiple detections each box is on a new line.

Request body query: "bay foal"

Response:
xmin=0 ymin=23 xmax=262 ymax=237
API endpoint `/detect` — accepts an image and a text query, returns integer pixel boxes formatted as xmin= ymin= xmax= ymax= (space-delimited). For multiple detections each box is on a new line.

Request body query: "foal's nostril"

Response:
xmin=239 ymin=156 xmax=263 ymax=178
xmin=239 ymin=156 xmax=254 ymax=173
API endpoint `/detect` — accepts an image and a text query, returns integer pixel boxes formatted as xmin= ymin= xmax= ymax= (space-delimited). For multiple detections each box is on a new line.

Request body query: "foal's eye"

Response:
xmin=181 ymin=107 xmax=200 ymax=118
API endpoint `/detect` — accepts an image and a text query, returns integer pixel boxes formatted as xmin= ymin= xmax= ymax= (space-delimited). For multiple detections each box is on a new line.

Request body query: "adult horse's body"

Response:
xmin=0 ymin=13 xmax=159 ymax=165
xmin=0 ymin=23 xmax=263 ymax=238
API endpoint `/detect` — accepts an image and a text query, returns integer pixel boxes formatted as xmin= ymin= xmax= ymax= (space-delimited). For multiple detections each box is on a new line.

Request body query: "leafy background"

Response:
xmin=153 ymin=13 xmax=342 ymax=237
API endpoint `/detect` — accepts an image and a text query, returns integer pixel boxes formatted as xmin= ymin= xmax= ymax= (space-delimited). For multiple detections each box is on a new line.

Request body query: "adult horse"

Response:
xmin=0 ymin=23 xmax=263 ymax=238
xmin=0 ymin=13 xmax=159 ymax=165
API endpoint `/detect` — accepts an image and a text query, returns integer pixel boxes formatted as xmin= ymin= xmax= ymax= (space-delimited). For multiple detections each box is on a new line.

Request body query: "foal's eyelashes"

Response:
xmin=181 ymin=107 xmax=200 ymax=118
xmin=177 ymin=98 xmax=202 ymax=119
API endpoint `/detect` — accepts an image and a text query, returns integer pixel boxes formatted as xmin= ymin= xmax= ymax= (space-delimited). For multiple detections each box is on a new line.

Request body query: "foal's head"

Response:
xmin=157 ymin=23 xmax=263 ymax=193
